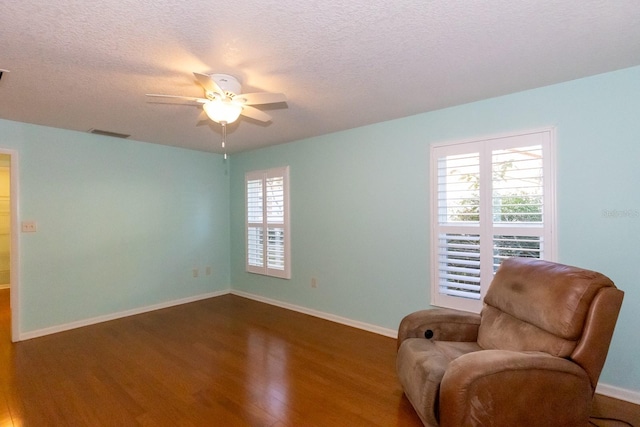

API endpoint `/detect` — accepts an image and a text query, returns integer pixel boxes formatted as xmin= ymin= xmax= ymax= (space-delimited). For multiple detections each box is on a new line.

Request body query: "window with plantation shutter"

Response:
xmin=246 ymin=166 xmax=291 ymax=279
xmin=431 ymin=129 xmax=555 ymax=313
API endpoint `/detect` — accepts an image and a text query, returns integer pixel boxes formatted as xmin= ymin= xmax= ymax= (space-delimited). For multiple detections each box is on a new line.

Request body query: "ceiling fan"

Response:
xmin=146 ymin=72 xmax=287 ymax=156
xmin=147 ymin=72 xmax=286 ymax=124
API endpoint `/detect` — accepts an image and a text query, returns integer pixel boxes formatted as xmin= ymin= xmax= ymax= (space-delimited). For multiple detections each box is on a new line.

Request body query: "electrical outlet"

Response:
xmin=192 ymin=268 xmax=199 ymax=278
xmin=21 ymin=221 xmax=37 ymax=233
xmin=311 ymin=277 xmax=317 ymax=288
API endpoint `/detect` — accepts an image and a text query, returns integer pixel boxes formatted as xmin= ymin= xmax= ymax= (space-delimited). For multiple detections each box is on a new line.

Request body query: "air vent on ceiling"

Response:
xmin=88 ymin=128 xmax=131 ymax=139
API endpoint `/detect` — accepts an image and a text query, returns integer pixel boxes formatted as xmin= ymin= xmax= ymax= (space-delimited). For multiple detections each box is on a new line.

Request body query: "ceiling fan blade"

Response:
xmin=193 ymin=72 xmax=225 ymax=96
xmin=235 ymin=92 xmax=287 ymax=105
xmin=240 ymin=106 xmax=272 ymax=122
xmin=146 ymin=94 xmax=208 ymax=103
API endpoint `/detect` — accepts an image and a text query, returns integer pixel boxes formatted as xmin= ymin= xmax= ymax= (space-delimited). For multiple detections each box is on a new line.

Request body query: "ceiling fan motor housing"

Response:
xmin=210 ymin=74 xmax=242 ymax=96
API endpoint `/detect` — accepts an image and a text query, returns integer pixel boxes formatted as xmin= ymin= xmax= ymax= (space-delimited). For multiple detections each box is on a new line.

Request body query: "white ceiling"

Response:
xmin=2 ymin=1 xmax=640 ymax=154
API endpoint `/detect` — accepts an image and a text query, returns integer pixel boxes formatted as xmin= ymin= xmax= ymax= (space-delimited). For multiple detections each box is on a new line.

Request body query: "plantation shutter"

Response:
xmin=491 ymin=144 xmax=544 ymax=269
xmin=266 ymin=175 xmax=286 ymax=270
xmin=246 ymin=166 xmax=291 ymax=279
xmin=435 ymin=151 xmax=482 ymax=301
xmin=431 ymin=130 xmax=554 ymax=313
xmin=246 ymin=178 xmax=264 ymax=268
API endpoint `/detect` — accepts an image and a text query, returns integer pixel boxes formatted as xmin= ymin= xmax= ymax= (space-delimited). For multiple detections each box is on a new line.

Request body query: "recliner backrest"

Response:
xmin=477 ymin=257 xmax=617 ymax=359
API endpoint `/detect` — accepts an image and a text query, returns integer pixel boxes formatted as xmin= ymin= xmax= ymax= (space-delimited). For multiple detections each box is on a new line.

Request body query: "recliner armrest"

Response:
xmin=440 ymin=349 xmax=592 ymax=427
xmin=397 ymin=308 xmax=481 ymax=349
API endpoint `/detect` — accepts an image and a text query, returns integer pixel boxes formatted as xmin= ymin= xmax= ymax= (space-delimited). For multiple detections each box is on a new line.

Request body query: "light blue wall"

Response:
xmin=230 ymin=66 xmax=640 ymax=393
xmin=0 ymin=119 xmax=230 ymax=332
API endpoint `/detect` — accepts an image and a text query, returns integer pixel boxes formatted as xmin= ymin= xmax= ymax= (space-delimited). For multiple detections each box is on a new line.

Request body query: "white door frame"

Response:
xmin=0 ymin=148 xmax=20 ymax=342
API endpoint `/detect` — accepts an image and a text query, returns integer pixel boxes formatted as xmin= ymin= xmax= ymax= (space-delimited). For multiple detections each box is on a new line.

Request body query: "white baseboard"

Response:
xmin=596 ymin=383 xmax=640 ymax=405
xmin=19 ymin=289 xmax=230 ymax=341
xmin=230 ymin=289 xmax=398 ymax=339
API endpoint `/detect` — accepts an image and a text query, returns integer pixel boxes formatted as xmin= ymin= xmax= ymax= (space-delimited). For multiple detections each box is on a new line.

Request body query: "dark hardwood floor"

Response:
xmin=0 ymin=289 xmax=638 ymax=426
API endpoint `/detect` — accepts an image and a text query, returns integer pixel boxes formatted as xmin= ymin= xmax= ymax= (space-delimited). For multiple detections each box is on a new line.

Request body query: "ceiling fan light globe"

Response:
xmin=203 ymin=100 xmax=242 ymax=124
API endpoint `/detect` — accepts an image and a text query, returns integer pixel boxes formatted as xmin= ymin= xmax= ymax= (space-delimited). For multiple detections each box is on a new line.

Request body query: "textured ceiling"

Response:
xmin=2 ymin=1 xmax=640 ymax=154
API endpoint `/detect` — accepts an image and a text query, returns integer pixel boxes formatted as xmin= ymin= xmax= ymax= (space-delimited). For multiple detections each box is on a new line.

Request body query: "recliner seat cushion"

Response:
xmin=397 ymin=339 xmax=482 ymax=427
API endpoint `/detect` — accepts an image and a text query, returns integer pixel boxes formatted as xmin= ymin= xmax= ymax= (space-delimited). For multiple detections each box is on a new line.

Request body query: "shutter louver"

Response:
xmin=436 ymin=151 xmax=482 ymax=300
xmin=266 ymin=176 xmax=285 ymax=271
xmin=492 ymin=146 xmax=543 ymax=224
xmin=247 ymin=179 xmax=263 ymax=223
xmin=247 ymin=227 xmax=264 ymax=267
xmin=267 ymin=228 xmax=285 ymax=269
xmin=491 ymin=145 xmax=544 ymax=270
xmin=438 ymin=233 xmax=481 ymax=299
xmin=247 ymin=179 xmax=264 ymax=268
xmin=492 ymin=235 xmax=541 ymax=269
xmin=437 ymin=153 xmax=480 ymax=223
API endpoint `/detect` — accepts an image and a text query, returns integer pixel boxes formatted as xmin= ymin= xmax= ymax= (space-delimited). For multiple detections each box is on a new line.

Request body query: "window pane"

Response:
xmin=437 ymin=153 xmax=480 ymax=224
xmin=437 ymin=233 xmax=481 ymax=300
xmin=492 ymin=146 xmax=543 ymax=224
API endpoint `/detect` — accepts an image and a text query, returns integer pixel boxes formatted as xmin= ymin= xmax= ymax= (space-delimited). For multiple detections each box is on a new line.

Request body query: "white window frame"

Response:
xmin=245 ymin=166 xmax=291 ymax=279
xmin=430 ymin=128 xmax=556 ymax=313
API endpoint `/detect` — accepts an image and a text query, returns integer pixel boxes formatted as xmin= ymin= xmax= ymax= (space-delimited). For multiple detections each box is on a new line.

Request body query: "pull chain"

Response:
xmin=221 ymin=121 xmax=228 ymax=160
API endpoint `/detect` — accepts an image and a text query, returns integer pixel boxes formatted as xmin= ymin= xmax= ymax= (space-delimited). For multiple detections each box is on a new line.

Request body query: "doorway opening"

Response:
xmin=0 ymin=149 xmax=18 ymax=342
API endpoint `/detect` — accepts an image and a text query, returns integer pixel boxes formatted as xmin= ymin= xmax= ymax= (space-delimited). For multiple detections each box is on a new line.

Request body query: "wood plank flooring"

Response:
xmin=0 ymin=289 xmax=638 ymax=426
xmin=0 ymin=291 xmax=422 ymax=426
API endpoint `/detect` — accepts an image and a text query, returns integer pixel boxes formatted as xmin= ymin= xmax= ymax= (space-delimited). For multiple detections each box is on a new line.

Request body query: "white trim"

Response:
xmin=545 ymin=127 xmax=558 ymax=259
xmin=596 ymin=383 xmax=640 ymax=405
xmin=18 ymin=290 xmax=230 ymax=341
xmin=230 ymin=289 xmax=398 ymax=338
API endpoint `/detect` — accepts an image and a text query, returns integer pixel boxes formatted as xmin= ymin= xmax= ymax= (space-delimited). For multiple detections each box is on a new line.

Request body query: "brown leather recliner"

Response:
xmin=396 ymin=257 xmax=624 ymax=427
